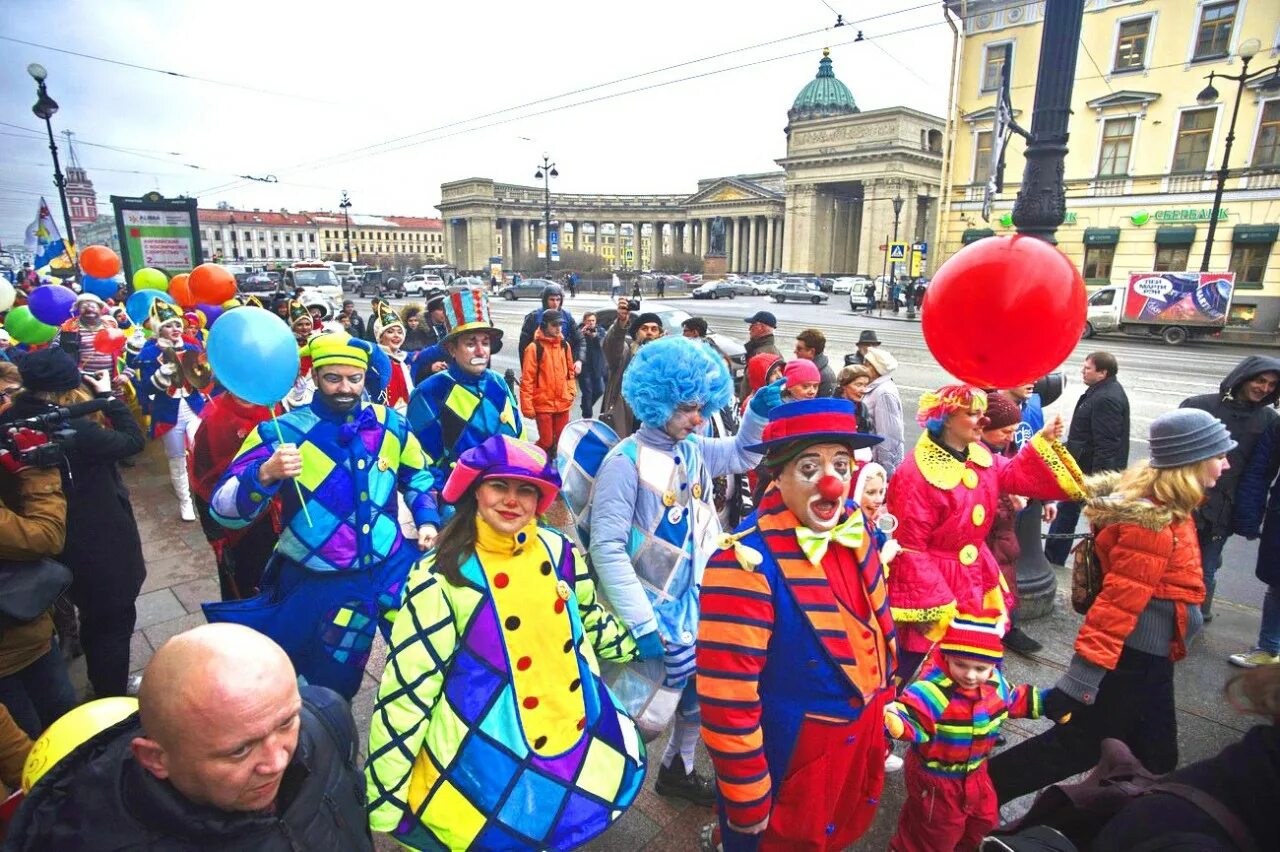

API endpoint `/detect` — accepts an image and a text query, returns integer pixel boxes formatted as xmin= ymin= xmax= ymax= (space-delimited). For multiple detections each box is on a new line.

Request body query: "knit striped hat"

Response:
xmin=939 ymin=609 xmax=1005 ymax=663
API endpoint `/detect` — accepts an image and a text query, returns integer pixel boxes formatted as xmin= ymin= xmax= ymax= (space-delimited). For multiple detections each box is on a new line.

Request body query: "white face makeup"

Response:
xmin=664 ymin=402 xmax=704 ymax=441
xmin=776 ymin=443 xmax=853 ymax=532
xmin=449 ymin=332 xmax=492 ymax=376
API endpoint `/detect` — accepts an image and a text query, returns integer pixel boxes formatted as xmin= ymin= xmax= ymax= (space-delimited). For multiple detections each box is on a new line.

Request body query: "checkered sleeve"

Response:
xmin=570 ymin=540 xmax=637 ymax=664
xmin=501 ymin=376 xmax=528 ymax=440
xmin=406 ymin=383 xmax=449 ymax=496
xmin=366 ymin=567 xmax=458 ymax=832
xmin=209 ymin=422 xmax=282 ymax=530
xmin=395 ymin=426 xmax=441 ymax=528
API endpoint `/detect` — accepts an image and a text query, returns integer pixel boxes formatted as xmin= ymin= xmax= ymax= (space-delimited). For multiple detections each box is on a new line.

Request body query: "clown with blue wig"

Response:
xmin=585 ymin=335 xmax=782 ymax=805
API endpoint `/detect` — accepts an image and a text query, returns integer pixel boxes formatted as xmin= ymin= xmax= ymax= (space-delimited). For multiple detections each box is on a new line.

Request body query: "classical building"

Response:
xmin=438 ymin=50 xmax=945 ymax=277
xmin=940 ymin=0 xmax=1280 ymax=333
xmin=198 ymin=208 xmax=321 ymax=264
xmin=309 ymin=212 xmax=444 ymax=263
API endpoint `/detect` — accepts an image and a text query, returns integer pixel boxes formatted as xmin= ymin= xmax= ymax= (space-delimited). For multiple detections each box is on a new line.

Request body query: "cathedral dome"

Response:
xmin=788 ymin=48 xmax=859 ymax=123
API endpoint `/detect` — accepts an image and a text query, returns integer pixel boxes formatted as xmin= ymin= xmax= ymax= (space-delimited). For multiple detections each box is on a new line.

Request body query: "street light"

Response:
xmin=339 ymin=191 xmax=353 ymax=263
xmin=534 ymin=154 xmax=558 ymax=275
xmin=228 ymin=215 xmax=239 ymax=263
xmin=1191 ymin=38 xmax=1280 ymax=272
xmin=27 ymin=63 xmax=76 ymax=251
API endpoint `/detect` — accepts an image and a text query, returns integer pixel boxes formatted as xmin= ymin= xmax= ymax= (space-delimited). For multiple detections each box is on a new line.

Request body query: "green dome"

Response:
xmin=789 ymin=49 xmax=858 ymax=122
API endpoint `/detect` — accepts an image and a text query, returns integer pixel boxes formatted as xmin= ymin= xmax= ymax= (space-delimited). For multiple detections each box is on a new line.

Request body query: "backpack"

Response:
xmin=1069 ymin=528 xmax=1102 ymax=615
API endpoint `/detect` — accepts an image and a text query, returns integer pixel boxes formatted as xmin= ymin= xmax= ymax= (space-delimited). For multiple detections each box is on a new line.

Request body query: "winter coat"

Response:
xmin=864 ymin=375 xmax=905 ymax=476
xmin=739 ymin=333 xmax=782 ymax=397
xmin=581 ymin=322 xmax=605 ymax=377
xmin=1065 ymin=376 xmax=1130 ymax=474
xmin=1075 ymin=473 xmax=1205 ymax=670
xmin=401 ymin=324 xmax=431 ymax=352
xmin=813 ymin=353 xmax=837 ymax=398
xmin=740 ymin=352 xmax=782 ymax=413
xmin=7 ymin=395 xmax=146 ymax=610
xmin=600 ymin=318 xmax=637 ymax=436
xmin=1181 ymin=354 xmax=1280 ymax=536
xmin=5 ymin=686 xmax=373 ymax=851
xmin=1233 ymin=418 xmax=1280 ymax=585
xmin=517 ymin=291 xmax=583 ymax=362
xmin=0 ymin=466 xmax=66 ymax=678
xmin=519 ymin=328 xmax=576 ymax=416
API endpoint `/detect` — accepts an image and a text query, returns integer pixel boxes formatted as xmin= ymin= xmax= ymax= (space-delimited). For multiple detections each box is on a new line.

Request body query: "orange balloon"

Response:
xmin=169 ymin=273 xmax=196 ymax=308
xmin=188 ymin=263 xmax=236 ymax=304
xmin=80 ymin=245 xmax=121 ymax=279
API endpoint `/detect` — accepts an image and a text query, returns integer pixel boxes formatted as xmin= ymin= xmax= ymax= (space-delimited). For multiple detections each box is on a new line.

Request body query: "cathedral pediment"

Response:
xmin=683 ymin=177 xmax=782 ymax=207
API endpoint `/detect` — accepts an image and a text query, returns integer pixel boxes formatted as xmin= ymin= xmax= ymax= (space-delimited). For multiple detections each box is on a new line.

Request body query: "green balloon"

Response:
xmin=5 ymin=306 xmax=58 ymax=344
xmin=133 ymin=267 xmax=169 ymax=291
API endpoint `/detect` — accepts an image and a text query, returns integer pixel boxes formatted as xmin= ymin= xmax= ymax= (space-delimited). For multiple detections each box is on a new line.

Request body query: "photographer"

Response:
xmin=0 ymin=388 xmax=76 ymax=738
xmin=12 ymin=349 xmax=146 ymax=699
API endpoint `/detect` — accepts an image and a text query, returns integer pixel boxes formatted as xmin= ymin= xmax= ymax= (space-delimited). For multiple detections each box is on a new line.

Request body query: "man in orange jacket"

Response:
xmin=520 ymin=309 xmax=576 ymax=452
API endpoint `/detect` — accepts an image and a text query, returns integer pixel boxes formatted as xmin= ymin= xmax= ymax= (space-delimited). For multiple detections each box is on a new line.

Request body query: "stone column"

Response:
xmin=737 ymin=217 xmax=747 ymax=273
xmin=592 ymin=221 xmax=602 ymax=257
xmin=634 ymin=223 xmax=643 ymax=271
xmin=613 ymin=222 xmax=623 ymax=268
xmin=745 ymin=216 xmax=757 ymax=274
xmin=651 ymin=222 xmax=663 ymax=271
xmin=700 ymin=219 xmax=710 ymax=256
xmin=765 ymin=217 xmax=776 ymax=274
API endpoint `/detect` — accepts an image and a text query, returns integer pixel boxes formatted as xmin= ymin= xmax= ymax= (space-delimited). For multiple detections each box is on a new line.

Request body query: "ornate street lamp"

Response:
xmin=535 ymin=155 xmax=558 ymax=275
xmin=27 ymin=63 xmax=76 ymax=250
xmin=339 ymin=191 xmax=353 ymax=263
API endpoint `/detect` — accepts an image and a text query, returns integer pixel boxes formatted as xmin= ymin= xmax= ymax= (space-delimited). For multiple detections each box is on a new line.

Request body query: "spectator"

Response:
xmin=990 ymin=409 xmax=1233 ymax=804
xmin=517 ymin=284 xmax=582 ymax=375
xmin=0 ymin=329 xmax=11 ymax=362
xmin=1045 ymin=351 xmax=1130 ymax=566
xmin=862 ymin=347 xmax=904 ymax=476
xmin=741 ymin=352 xmax=783 ymax=415
xmin=337 ymin=300 xmax=365 ymax=338
xmin=600 ymin=301 xmax=663 ymax=436
xmin=794 ymin=328 xmax=836 ymax=397
xmin=363 ymin=296 xmax=385 ymax=342
xmin=400 ymin=303 xmax=431 ymax=352
xmin=1230 ymin=416 xmax=1280 ymax=667
xmin=782 ymin=359 xmax=820 ymax=401
xmin=520 ymin=309 xmax=576 ymax=452
xmin=835 ymin=364 xmax=875 ymax=434
xmin=656 ymin=275 xmax=666 ymax=297
xmin=681 ymin=316 xmax=708 ymax=339
xmin=1005 ymin=381 xmax=1045 ymax=452
xmin=845 ymin=329 xmax=881 ymax=366
xmin=579 ymin=310 xmax=606 ymax=418
xmin=0 ymin=703 xmax=33 ymax=795
xmin=1180 ymin=355 xmax=1280 ymax=621
xmin=5 ymin=624 xmax=373 ymax=850
xmin=740 ymin=310 xmax=781 ymax=397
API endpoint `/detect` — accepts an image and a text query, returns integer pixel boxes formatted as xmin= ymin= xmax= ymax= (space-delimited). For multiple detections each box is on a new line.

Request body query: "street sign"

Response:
xmin=624 ymin=248 xmax=635 ymax=262
xmin=549 ymin=229 xmax=559 ymax=246
xmin=888 ymin=242 xmax=908 ymax=260
xmin=913 ymin=242 xmax=928 ymax=256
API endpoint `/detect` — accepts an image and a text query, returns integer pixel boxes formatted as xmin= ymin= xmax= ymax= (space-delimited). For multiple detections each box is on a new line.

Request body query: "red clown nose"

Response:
xmin=817 ymin=475 xmax=846 ymax=502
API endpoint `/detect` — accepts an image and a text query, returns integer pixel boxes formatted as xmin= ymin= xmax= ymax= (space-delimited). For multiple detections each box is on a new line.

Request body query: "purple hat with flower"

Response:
xmin=441 ymin=435 xmax=562 ymax=514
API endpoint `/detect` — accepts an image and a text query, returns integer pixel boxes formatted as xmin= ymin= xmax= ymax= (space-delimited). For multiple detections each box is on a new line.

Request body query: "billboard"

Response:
xmin=1124 ymin=272 xmax=1234 ymax=326
xmin=111 ymin=192 xmax=203 ymax=283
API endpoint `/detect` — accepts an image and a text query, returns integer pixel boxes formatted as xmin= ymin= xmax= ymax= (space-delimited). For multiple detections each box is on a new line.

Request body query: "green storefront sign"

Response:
xmin=999 ymin=211 xmax=1076 ymax=228
xmin=1130 ymin=208 xmax=1229 ymax=225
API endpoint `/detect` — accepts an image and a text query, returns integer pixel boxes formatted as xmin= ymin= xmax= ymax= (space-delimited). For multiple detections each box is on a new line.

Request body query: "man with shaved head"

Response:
xmin=5 ymin=624 xmax=372 ymax=850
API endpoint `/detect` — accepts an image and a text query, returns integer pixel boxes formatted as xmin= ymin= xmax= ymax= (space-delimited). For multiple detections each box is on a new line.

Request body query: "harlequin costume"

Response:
xmin=697 ymin=397 xmax=895 ymax=851
xmin=407 ymin=289 xmax=525 ymax=510
xmin=205 ymin=333 xmax=439 ymax=698
xmin=885 ymin=612 xmax=1047 ymax=852
xmin=366 ymin=436 xmax=646 ymax=850
xmin=886 ymin=385 xmax=1085 ymax=665
xmin=373 ymin=303 xmax=415 ymax=411
xmin=283 ymin=298 xmax=318 ymax=410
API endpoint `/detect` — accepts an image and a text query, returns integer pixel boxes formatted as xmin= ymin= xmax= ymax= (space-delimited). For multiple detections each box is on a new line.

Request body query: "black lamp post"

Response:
xmin=228 ymin=215 xmax=239 ymax=262
xmin=339 ymin=191 xmax=353 ymax=263
xmin=1194 ymin=38 xmax=1280 ymax=272
xmin=534 ymin=154 xmax=558 ymax=275
xmin=27 ymin=63 xmax=76 ymax=251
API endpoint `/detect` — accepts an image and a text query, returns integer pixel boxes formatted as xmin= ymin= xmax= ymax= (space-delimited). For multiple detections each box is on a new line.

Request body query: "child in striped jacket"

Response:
xmin=884 ymin=611 xmax=1058 ymax=852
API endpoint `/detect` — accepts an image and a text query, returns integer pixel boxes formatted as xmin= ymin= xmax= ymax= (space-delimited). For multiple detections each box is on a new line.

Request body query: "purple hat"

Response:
xmin=441 ymin=435 xmax=561 ymax=514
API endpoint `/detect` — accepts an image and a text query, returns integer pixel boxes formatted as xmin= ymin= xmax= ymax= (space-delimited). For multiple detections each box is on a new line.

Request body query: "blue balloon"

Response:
xmin=125 ymin=290 xmax=175 ymax=324
xmin=27 ymin=284 xmax=77 ymax=326
xmin=81 ymin=275 xmax=120 ymax=300
xmin=207 ymin=307 xmax=299 ymax=406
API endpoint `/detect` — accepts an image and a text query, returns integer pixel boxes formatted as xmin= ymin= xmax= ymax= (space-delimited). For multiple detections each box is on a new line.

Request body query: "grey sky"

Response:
xmin=0 ymin=0 xmax=954 ymax=246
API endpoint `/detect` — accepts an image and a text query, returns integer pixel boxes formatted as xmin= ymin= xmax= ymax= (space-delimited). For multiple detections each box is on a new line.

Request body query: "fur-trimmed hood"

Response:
xmin=1081 ymin=471 xmax=1174 ymax=531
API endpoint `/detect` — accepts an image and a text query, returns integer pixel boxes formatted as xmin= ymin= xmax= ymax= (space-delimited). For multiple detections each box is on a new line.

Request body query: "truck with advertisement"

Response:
xmin=1083 ymin=271 xmax=1234 ymax=346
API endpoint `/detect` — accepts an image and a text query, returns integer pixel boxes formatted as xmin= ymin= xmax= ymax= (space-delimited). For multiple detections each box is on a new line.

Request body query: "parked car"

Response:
xmin=832 ymin=276 xmax=870 ymax=295
xmin=725 ymin=279 xmax=755 ymax=296
xmin=692 ymin=280 xmax=737 ymax=300
xmin=404 ymin=273 xmax=446 ymax=297
xmin=499 ymin=277 xmax=557 ymax=300
xmin=241 ymin=273 xmax=276 ymax=293
xmin=751 ymin=277 xmax=783 ymax=296
xmin=772 ymin=282 xmax=828 ymax=304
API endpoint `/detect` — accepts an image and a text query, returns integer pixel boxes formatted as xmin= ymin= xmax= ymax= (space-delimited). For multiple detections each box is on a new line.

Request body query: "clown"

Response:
xmin=886 ymin=384 xmax=1085 ymax=677
xmin=371 ymin=302 xmax=414 ymax=411
xmin=697 ymin=397 xmax=895 ymax=850
xmin=57 ymin=292 xmax=126 ymax=384
xmin=207 ymin=332 xmax=438 ymax=698
xmin=588 ymin=335 xmax=779 ymax=806
xmin=137 ymin=299 xmax=208 ymax=522
xmin=282 ymin=298 xmax=318 ymax=410
xmin=182 ymin=311 xmax=207 ymax=349
xmin=407 ymin=289 xmax=524 ymax=537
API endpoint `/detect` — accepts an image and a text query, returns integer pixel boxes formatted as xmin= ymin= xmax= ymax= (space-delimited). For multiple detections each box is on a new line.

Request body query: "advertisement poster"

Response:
xmin=1124 ymin=271 xmax=1234 ymax=325
xmin=110 ymin=193 xmax=203 ymax=283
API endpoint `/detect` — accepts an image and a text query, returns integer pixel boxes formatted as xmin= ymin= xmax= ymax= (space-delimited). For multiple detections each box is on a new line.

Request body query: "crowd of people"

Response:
xmin=0 ymin=271 xmax=1276 ymax=852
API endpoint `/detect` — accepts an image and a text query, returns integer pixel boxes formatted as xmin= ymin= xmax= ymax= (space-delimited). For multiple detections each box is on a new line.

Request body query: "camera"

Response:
xmin=0 ymin=398 xmax=110 ymax=469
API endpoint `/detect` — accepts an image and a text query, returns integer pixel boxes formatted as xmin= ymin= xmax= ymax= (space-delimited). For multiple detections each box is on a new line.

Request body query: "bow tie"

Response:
xmin=795 ymin=512 xmax=865 ymax=565
xmin=338 ymin=406 xmax=380 ymax=446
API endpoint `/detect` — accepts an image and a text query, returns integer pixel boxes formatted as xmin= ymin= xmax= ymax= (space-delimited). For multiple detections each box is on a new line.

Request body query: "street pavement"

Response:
xmin=93 ymin=291 xmax=1275 ymax=849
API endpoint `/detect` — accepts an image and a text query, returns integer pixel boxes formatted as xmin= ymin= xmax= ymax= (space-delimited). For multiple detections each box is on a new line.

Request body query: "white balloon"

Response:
xmin=0 ymin=280 xmax=16 ymax=312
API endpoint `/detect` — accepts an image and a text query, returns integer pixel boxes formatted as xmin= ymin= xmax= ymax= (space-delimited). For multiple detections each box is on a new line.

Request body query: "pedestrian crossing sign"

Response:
xmin=889 ymin=242 xmax=908 ymax=260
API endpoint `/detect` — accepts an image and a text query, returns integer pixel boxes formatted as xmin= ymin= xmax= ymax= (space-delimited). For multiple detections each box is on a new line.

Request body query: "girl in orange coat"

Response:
xmin=989 ymin=408 xmax=1236 ymax=804
xmin=520 ymin=309 xmax=576 ymax=452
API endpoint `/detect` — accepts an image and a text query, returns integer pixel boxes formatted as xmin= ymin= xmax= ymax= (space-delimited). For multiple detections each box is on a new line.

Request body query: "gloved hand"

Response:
xmin=749 ymin=378 xmax=786 ymax=417
xmin=884 ymin=704 xmax=906 ymax=739
xmin=1042 ymin=687 xmax=1083 ymax=724
xmin=634 ymin=630 xmax=665 ymax=660
xmin=879 ymin=539 xmax=901 ymax=564
xmin=0 ymin=428 xmax=51 ymax=475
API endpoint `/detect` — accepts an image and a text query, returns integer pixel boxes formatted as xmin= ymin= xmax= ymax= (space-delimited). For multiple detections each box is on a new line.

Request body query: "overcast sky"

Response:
xmin=0 ymin=0 xmax=954 ymax=246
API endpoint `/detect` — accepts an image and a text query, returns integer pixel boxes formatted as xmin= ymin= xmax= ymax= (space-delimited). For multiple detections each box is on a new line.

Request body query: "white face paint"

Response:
xmin=663 ymin=402 xmax=704 ymax=440
xmin=776 ymin=443 xmax=853 ymax=532
xmin=449 ymin=332 xmax=492 ymax=376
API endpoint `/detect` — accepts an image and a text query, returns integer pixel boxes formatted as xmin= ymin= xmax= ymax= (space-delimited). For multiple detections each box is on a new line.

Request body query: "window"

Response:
xmin=309 ymin=233 xmax=316 ymax=242
xmin=1230 ymin=243 xmax=1271 ymax=287
xmin=1097 ymin=117 xmax=1136 ymax=176
xmin=1088 ymin=288 xmax=1117 ymax=307
xmin=973 ymin=130 xmax=993 ymax=183
xmin=981 ymin=43 xmax=1010 ymax=93
xmin=1114 ymin=17 xmax=1151 ymax=71
xmin=285 ymin=233 xmax=292 ymax=242
xmin=1193 ymin=2 xmax=1237 ymax=61
xmin=1254 ymin=100 xmax=1280 ymax=167
xmin=286 ymin=249 xmax=293 ymax=260
xmin=242 ymin=231 xmax=251 ymax=241
xmin=1172 ymin=108 xmax=1216 ymax=173
xmin=1082 ymin=245 xmax=1115 ymax=281
xmin=1154 ymin=244 xmax=1191 ymax=271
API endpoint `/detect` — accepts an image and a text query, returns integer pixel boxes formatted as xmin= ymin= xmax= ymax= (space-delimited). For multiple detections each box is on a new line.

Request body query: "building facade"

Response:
xmin=63 ymin=133 xmax=98 ymax=233
xmin=311 ymin=212 xmax=444 ymax=264
xmin=198 ymin=208 xmax=321 ymax=264
xmin=940 ymin=0 xmax=1280 ymax=334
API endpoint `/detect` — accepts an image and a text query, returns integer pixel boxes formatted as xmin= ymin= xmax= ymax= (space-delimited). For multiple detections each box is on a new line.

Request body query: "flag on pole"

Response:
xmin=24 ymin=197 xmax=72 ymax=273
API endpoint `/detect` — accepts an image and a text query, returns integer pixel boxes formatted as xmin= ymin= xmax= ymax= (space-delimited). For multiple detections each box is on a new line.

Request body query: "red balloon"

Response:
xmin=922 ymin=235 xmax=1086 ymax=388
xmin=80 ymin=245 xmax=121 ymax=279
xmin=92 ymin=326 xmax=127 ymax=357
xmin=169 ymin=273 xmax=196 ymax=308
xmin=188 ymin=263 xmax=237 ymax=304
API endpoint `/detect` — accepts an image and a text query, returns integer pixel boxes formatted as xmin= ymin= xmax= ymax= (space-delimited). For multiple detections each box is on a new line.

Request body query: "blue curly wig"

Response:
xmin=622 ymin=336 xmax=733 ymax=427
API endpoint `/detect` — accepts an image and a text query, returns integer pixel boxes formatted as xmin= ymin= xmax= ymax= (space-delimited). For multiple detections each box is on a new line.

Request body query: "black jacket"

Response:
xmin=1065 ymin=375 xmax=1130 ymax=474
xmin=740 ymin=333 xmax=782 ymax=397
xmin=1235 ymin=419 xmax=1280 ymax=585
xmin=1181 ymin=355 xmax=1280 ymax=536
xmin=517 ymin=290 xmax=583 ymax=363
xmin=4 ymin=686 xmax=373 ymax=852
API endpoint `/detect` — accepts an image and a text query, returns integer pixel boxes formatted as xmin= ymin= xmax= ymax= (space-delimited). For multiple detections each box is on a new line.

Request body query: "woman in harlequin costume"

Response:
xmin=885 ymin=384 xmax=1085 ymax=677
xmin=366 ymin=435 xmax=646 ymax=851
xmin=136 ymin=298 xmax=208 ymax=522
xmin=372 ymin=302 xmax=415 ymax=411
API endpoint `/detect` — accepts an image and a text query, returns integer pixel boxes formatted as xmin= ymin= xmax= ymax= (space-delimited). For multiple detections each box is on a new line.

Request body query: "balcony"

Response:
xmin=1088 ymin=177 xmax=1131 ymax=197
xmin=1163 ymin=172 xmax=1215 ymax=193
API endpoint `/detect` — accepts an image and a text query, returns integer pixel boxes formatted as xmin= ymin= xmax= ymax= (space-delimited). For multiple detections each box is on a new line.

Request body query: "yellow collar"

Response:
xmin=913 ymin=434 xmax=992 ymax=490
xmin=474 ymin=517 xmax=541 ymax=558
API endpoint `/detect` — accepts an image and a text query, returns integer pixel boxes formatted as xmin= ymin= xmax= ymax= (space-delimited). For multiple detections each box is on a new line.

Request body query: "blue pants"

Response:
xmin=0 ymin=642 xmax=78 ymax=738
xmin=579 ymin=367 xmax=605 ymax=418
xmin=1195 ymin=524 xmax=1227 ymax=613
xmin=1044 ymin=500 xmax=1084 ymax=565
xmin=1258 ymin=584 xmax=1280 ymax=654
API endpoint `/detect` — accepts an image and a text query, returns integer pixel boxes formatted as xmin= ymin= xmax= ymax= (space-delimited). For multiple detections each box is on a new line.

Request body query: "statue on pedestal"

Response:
xmin=708 ymin=216 xmax=726 ymax=257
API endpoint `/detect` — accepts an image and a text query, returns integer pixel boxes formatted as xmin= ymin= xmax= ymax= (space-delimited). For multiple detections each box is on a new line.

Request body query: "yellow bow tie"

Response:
xmin=795 ymin=513 xmax=865 ymax=565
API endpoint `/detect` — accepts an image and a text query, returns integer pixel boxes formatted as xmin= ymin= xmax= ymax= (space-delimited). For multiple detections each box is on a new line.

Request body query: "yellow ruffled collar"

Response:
xmin=913 ymin=433 xmax=992 ymax=490
xmin=474 ymin=517 xmax=541 ymax=557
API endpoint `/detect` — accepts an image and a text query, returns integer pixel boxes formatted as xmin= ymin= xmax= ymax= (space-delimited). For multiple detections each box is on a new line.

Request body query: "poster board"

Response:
xmin=1123 ymin=272 xmax=1234 ymax=327
xmin=111 ymin=192 xmax=203 ymax=284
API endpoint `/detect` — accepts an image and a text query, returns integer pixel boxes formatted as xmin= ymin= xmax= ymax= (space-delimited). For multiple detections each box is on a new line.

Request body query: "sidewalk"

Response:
xmin=98 ymin=440 xmax=1267 ymax=850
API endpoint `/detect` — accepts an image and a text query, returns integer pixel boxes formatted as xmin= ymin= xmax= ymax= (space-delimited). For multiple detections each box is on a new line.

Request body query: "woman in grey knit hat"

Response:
xmin=989 ymin=408 xmax=1236 ymax=803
